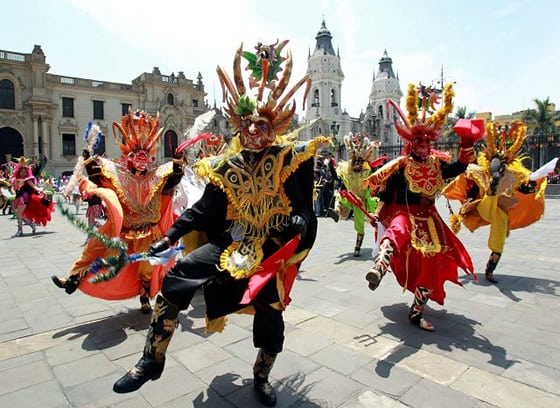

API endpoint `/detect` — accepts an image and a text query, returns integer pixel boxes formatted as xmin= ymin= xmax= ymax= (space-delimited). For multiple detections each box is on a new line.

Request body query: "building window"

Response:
xmin=312 ymin=89 xmax=320 ymax=107
xmin=62 ymin=133 xmax=76 ymax=156
xmin=62 ymin=97 xmax=74 ymax=118
xmin=93 ymin=100 xmax=104 ymax=120
xmin=192 ymin=99 xmax=199 ymax=108
xmin=121 ymin=103 xmax=132 ymax=116
xmin=0 ymin=79 xmax=15 ymax=109
xmin=163 ymin=130 xmax=178 ymax=157
xmin=167 ymin=93 xmax=174 ymax=105
xmin=330 ymin=89 xmax=338 ymax=107
xmin=93 ymin=133 xmax=106 ymax=156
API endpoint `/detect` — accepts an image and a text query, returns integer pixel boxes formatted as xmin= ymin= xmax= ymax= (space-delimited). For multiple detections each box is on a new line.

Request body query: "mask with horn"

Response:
xmin=113 ymin=108 xmax=163 ymax=172
xmin=216 ymin=39 xmax=311 ymax=151
xmin=388 ymin=83 xmax=454 ymax=159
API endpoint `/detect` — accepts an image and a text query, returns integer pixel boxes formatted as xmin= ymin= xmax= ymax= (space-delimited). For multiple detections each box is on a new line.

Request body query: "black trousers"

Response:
xmin=162 ymin=237 xmax=285 ymax=353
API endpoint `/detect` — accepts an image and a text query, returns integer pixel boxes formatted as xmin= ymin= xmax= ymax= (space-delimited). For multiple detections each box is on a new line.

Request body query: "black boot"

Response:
xmin=113 ymin=294 xmax=179 ymax=393
xmin=326 ymin=208 xmax=339 ymax=223
xmin=353 ymin=233 xmax=364 ymax=257
xmin=253 ymin=349 xmax=278 ymax=407
xmin=51 ymin=275 xmax=81 ymax=294
xmin=408 ymin=287 xmax=434 ymax=331
xmin=408 ymin=306 xmax=434 ymax=332
xmin=485 ymin=251 xmax=501 ymax=284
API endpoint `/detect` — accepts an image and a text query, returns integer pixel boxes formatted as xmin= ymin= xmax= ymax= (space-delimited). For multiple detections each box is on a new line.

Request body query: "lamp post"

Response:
xmin=536 ymin=129 xmax=544 ymax=169
xmin=331 ymin=121 xmax=340 ymax=160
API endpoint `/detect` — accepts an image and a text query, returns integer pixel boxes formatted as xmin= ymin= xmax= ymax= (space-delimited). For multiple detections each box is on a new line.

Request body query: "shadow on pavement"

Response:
xmin=334 ymin=249 xmax=373 ymax=264
xmin=52 ymin=309 xmax=151 ymax=349
xmin=192 ymin=371 xmax=324 ymax=407
xmin=2 ymin=230 xmax=57 ymax=240
xmin=461 ymin=274 xmax=560 ymax=302
xmin=374 ymin=303 xmax=519 ymax=378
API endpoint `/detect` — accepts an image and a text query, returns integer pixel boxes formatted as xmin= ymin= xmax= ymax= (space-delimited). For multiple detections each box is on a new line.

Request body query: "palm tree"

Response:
xmin=441 ymin=105 xmax=476 ymax=147
xmin=523 ymin=97 xmax=560 ymax=167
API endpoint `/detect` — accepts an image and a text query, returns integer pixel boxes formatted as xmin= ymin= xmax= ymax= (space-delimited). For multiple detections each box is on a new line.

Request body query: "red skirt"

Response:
xmin=22 ymin=192 xmax=55 ymax=226
xmin=379 ymin=203 xmax=476 ymax=305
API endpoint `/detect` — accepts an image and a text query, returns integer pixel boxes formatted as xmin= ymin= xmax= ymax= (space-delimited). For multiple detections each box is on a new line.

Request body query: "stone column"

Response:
xmin=41 ymin=119 xmax=49 ymax=159
xmin=32 ymin=117 xmax=40 ymax=156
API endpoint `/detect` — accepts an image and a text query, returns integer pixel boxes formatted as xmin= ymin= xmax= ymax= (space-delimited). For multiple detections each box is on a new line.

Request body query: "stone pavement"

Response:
xmin=0 ymin=195 xmax=559 ymax=408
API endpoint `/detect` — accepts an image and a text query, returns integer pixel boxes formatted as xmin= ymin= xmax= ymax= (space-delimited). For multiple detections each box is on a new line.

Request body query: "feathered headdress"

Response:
xmin=388 ymin=83 xmax=454 ymax=143
xmin=344 ymin=133 xmax=380 ymax=162
xmin=10 ymin=156 xmax=34 ymax=182
xmin=64 ymin=122 xmax=101 ymax=196
xmin=176 ymin=110 xmax=226 ymax=163
xmin=176 ymin=132 xmax=226 ymax=164
xmin=112 ymin=108 xmax=164 ymax=158
xmin=483 ymin=121 xmax=527 ymax=164
xmin=216 ymin=39 xmax=311 ymax=137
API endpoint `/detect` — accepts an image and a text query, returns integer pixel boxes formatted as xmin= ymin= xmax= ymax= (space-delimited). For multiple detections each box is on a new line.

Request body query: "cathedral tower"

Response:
xmin=304 ymin=19 xmax=345 ymax=142
xmin=363 ymin=49 xmax=402 ymax=146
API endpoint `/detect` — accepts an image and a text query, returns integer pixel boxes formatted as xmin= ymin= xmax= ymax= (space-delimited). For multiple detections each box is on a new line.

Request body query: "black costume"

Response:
xmin=113 ymin=39 xmax=328 ymax=407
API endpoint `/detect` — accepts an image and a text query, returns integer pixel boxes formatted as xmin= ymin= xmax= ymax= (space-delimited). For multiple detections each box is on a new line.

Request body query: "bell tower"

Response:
xmin=305 ymin=19 xmax=345 ymax=141
xmin=363 ymin=49 xmax=402 ymax=145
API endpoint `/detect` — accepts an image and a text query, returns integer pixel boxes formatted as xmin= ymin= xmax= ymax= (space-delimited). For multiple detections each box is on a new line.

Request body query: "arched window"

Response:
xmin=0 ymin=79 xmax=15 ymax=110
xmin=312 ymin=89 xmax=320 ymax=107
xmin=378 ymin=105 xmax=384 ymax=119
xmin=167 ymin=93 xmax=174 ymax=105
xmin=330 ymin=89 xmax=338 ymax=107
xmin=163 ymin=130 xmax=178 ymax=157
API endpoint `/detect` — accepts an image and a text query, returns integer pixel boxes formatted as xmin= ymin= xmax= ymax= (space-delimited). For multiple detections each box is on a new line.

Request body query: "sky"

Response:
xmin=3 ymin=0 xmax=559 ymax=118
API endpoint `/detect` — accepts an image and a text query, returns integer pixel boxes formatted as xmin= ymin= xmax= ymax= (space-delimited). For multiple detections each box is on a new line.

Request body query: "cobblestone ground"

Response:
xmin=0 ymin=195 xmax=559 ymax=407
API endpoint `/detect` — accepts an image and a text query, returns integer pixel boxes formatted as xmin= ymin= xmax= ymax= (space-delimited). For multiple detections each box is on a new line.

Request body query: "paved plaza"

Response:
xmin=0 ymin=196 xmax=559 ymax=407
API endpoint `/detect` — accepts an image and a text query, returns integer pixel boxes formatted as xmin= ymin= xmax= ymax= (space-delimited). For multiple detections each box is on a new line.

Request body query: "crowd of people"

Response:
xmin=1 ymin=37 xmax=558 ymax=407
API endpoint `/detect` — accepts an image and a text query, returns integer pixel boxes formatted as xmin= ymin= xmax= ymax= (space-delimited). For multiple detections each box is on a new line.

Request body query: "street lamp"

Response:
xmin=331 ymin=121 xmax=341 ymax=160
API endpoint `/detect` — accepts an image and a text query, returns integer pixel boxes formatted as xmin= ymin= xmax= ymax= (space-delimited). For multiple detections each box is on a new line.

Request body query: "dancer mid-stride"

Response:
xmin=10 ymin=157 xmax=54 ymax=237
xmin=112 ymin=39 xmax=328 ymax=407
xmin=364 ymin=83 xmax=483 ymax=331
xmin=444 ymin=121 xmax=552 ymax=284
xmin=51 ymin=114 xmax=183 ymax=313
xmin=333 ymin=133 xmax=380 ymax=256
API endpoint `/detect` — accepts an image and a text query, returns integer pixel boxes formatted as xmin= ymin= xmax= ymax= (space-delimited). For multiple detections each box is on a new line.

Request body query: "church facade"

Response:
xmin=300 ymin=20 xmax=403 ymax=158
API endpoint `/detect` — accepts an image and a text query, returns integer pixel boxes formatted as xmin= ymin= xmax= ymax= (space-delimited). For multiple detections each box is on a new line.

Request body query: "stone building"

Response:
xmin=0 ymin=45 xmax=232 ymax=176
xmin=300 ymin=19 xmax=403 ymax=158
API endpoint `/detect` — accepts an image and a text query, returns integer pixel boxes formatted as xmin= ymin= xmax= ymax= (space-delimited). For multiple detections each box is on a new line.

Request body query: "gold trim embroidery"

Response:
xmin=404 ymin=156 xmax=444 ymax=198
xmin=409 ymin=214 xmax=442 ymax=255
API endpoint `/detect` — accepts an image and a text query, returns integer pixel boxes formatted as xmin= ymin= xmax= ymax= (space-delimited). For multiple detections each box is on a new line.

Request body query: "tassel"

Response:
xmin=449 ymin=213 xmax=462 ymax=234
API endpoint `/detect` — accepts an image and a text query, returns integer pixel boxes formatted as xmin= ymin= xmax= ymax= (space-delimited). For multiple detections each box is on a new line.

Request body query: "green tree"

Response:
xmin=442 ymin=105 xmax=476 ymax=144
xmin=523 ymin=97 xmax=560 ymax=167
xmin=523 ymin=97 xmax=560 ymax=135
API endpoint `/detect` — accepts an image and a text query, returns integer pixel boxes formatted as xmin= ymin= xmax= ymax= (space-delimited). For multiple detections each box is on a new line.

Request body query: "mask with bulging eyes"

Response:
xmin=128 ymin=150 xmax=155 ymax=172
xmin=239 ymin=116 xmax=275 ymax=151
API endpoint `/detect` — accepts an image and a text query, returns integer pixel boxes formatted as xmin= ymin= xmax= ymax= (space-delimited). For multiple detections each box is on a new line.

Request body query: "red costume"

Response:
xmin=51 ymin=112 xmax=183 ymax=312
xmin=10 ymin=158 xmax=54 ymax=236
xmin=364 ymin=83 xmax=483 ymax=331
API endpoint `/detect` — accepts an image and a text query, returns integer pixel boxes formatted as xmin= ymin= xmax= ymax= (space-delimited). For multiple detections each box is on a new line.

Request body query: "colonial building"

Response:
xmin=301 ymin=19 xmax=403 ymax=157
xmin=0 ymin=45 xmax=232 ymax=176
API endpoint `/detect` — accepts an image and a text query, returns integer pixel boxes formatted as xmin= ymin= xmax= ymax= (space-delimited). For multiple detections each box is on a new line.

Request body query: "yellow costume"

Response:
xmin=443 ymin=121 xmax=546 ymax=283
